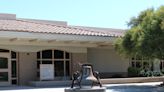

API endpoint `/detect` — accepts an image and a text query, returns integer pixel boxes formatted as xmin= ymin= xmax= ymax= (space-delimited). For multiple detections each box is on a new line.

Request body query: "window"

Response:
xmin=0 ymin=49 xmax=18 ymax=84
xmin=37 ymin=61 xmax=40 ymax=69
xmin=54 ymin=61 xmax=64 ymax=76
xmin=66 ymin=61 xmax=70 ymax=76
xmin=0 ymin=72 xmax=8 ymax=81
xmin=66 ymin=52 xmax=70 ymax=59
xmin=42 ymin=50 xmax=52 ymax=59
xmin=12 ymin=79 xmax=17 ymax=85
xmin=11 ymin=60 xmax=17 ymax=77
xmin=11 ymin=51 xmax=16 ymax=59
xmin=130 ymin=55 xmax=151 ymax=69
xmin=37 ymin=52 xmax=40 ymax=59
xmin=131 ymin=61 xmax=135 ymax=67
xmin=0 ymin=58 xmax=8 ymax=68
xmin=11 ymin=51 xmax=18 ymax=84
xmin=37 ymin=49 xmax=71 ymax=80
xmin=54 ymin=50 xmax=64 ymax=59
xmin=130 ymin=56 xmax=164 ymax=71
xmin=0 ymin=49 xmax=9 ymax=52
xmin=136 ymin=62 xmax=141 ymax=68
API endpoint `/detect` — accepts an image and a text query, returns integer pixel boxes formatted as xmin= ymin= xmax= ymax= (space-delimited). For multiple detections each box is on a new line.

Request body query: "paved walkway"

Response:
xmin=0 ymin=86 xmax=66 ymax=92
xmin=0 ymin=82 xmax=163 ymax=92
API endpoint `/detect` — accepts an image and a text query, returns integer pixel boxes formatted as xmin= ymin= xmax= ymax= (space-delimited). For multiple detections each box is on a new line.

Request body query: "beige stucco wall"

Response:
xmin=71 ymin=53 xmax=87 ymax=74
xmin=18 ymin=52 xmax=37 ymax=85
xmin=17 ymin=48 xmax=129 ymax=84
xmin=87 ymin=48 xmax=129 ymax=74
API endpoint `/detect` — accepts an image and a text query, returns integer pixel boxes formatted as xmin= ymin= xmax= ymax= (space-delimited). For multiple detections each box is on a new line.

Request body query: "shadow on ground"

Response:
xmin=105 ymin=85 xmax=164 ymax=92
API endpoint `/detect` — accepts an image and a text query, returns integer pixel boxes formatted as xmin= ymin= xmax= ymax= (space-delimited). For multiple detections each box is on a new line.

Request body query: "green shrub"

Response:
xmin=152 ymin=71 xmax=163 ymax=76
xmin=128 ymin=67 xmax=141 ymax=77
xmin=139 ymin=70 xmax=163 ymax=77
xmin=128 ymin=67 xmax=164 ymax=77
xmin=139 ymin=70 xmax=153 ymax=77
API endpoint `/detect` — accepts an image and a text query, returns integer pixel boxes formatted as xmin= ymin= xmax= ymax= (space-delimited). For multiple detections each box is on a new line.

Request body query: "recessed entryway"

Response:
xmin=0 ymin=51 xmax=11 ymax=86
xmin=0 ymin=49 xmax=18 ymax=86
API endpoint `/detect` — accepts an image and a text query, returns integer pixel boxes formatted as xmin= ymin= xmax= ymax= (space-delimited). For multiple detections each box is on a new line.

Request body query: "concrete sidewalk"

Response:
xmin=0 ymin=86 xmax=65 ymax=92
xmin=0 ymin=82 xmax=163 ymax=92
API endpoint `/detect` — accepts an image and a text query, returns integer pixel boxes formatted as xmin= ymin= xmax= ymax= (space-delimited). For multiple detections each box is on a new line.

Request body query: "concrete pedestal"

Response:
xmin=65 ymin=87 xmax=106 ymax=92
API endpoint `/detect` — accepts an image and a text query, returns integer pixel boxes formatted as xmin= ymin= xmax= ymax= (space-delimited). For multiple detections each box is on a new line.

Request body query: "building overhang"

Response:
xmin=0 ymin=31 xmax=116 ymax=48
xmin=0 ymin=13 xmax=123 ymax=52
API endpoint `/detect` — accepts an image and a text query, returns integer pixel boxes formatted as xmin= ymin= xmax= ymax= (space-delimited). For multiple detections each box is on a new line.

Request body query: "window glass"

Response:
xmin=12 ymin=79 xmax=17 ymax=85
xmin=0 ymin=58 xmax=8 ymax=68
xmin=136 ymin=62 xmax=141 ymax=68
xmin=11 ymin=51 xmax=16 ymax=59
xmin=11 ymin=60 xmax=17 ymax=77
xmin=0 ymin=72 xmax=8 ymax=81
xmin=66 ymin=61 xmax=70 ymax=76
xmin=37 ymin=61 xmax=40 ymax=69
xmin=66 ymin=52 xmax=70 ymax=59
xmin=54 ymin=50 xmax=64 ymax=59
xmin=0 ymin=49 xmax=9 ymax=52
xmin=143 ymin=62 xmax=149 ymax=68
xmin=143 ymin=62 xmax=149 ymax=66
xmin=160 ymin=62 xmax=162 ymax=70
xmin=42 ymin=50 xmax=52 ymax=59
xmin=131 ymin=61 xmax=135 ymax=67
xmin=54 ymin=61 xmax=64 ymax=76
xmin=37 ymin=72 xmax=40 ymax=78
xmin=37 ymin=52 xmax=40 ymax=59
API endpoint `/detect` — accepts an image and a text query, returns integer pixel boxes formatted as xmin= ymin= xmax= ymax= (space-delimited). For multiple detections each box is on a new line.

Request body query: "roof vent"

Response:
xmin=0 ymin=13 xmax=16 ymax=20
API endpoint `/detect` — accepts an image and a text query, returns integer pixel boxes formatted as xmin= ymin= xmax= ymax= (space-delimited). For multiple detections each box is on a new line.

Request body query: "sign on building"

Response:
xmin=40 ymin=64 xmax=54 ymax=80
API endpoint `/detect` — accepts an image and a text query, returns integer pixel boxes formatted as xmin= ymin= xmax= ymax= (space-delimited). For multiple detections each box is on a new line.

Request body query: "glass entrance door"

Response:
xmin=0 ymin=53 xmax=11 ymax=86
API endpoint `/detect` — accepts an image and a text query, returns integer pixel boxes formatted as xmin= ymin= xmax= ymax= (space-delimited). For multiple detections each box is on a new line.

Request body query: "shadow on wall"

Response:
xmin=99 ymin=72 xmax=127 ymax=78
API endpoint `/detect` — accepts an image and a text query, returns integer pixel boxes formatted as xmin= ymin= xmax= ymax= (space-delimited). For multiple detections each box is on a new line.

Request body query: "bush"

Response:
xmin=128 ymin=67 xmax=141 ymax=77
xmin=152 ymin=71 xmax=163 ymax=76
xmin=139 ymin=70 xmax=153 ymax=77
xmin=128 ymin=67 xmax=164 ymax=77
xmin=139 ymin=70 xmax=163 ymax=77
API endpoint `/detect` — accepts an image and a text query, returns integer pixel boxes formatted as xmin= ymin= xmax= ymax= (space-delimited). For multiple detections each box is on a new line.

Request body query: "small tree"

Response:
xmin=114 ymin=6 xmax=164 ymax=84
xmin=115 ymin=6 xmax=164 ymax=60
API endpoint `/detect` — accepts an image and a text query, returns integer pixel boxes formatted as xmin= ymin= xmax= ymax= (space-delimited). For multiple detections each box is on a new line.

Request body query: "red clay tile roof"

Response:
xmin=0 ymin=19 xmax=123 ymax=37
xmin=71 ymin=26 xmax=125 ymax=37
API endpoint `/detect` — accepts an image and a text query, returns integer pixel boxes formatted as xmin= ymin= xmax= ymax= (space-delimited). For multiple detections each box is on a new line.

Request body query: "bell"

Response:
xmin=71 ymin=63 xmax=102 ymax=88
xmin=78 ymin=64 xmax=98 ymax=86
xmin=80 ymin=64 xmax=97 ymax=81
